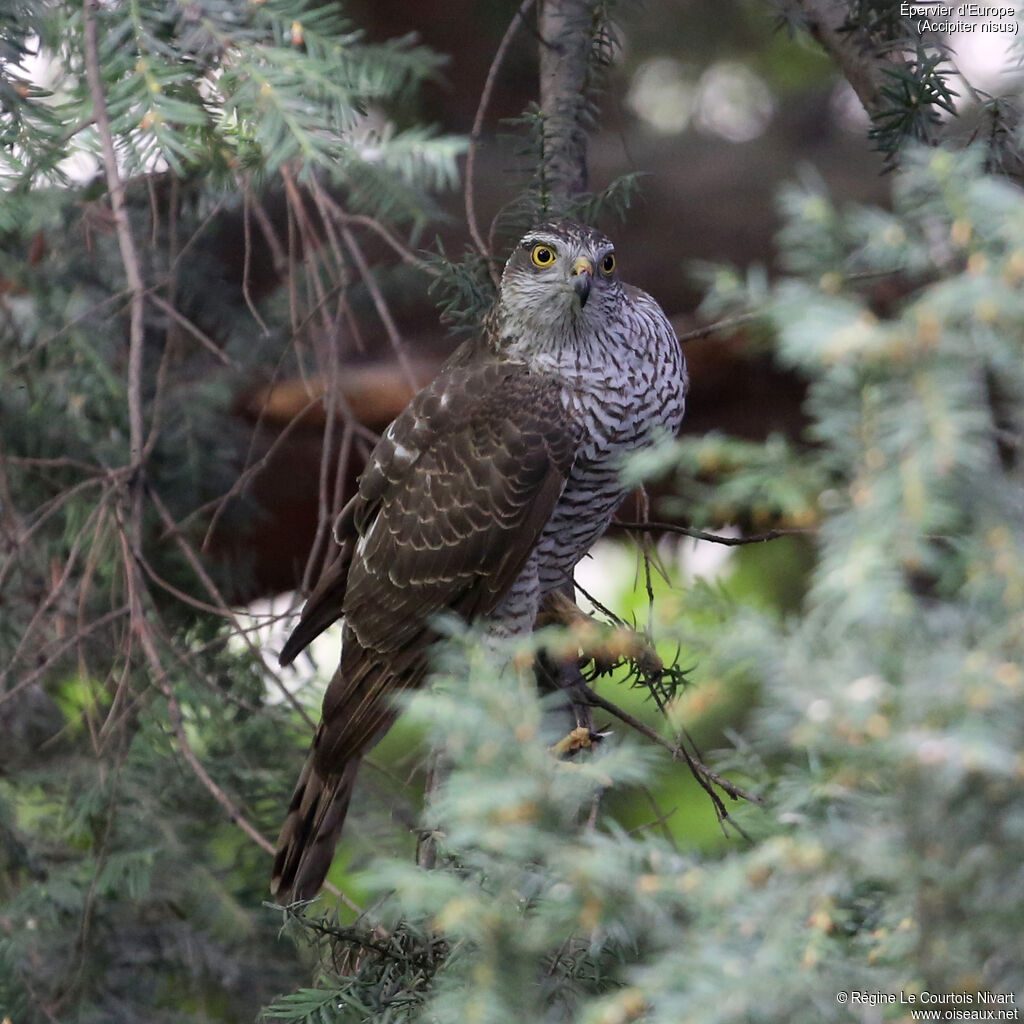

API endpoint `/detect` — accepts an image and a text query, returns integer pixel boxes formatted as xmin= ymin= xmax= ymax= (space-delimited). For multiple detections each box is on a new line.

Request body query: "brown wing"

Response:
xmin=282 ymin=356 xmax=582 ymax=770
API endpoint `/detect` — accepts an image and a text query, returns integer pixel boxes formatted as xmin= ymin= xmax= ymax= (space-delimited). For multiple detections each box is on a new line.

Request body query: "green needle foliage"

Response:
xmin=1 ymin=0 xmax=459 ymax=192
xmin=0 ymin=0 xmax=462 ymax=1019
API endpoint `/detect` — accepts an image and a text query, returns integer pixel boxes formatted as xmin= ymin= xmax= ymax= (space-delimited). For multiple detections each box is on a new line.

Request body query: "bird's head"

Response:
xmin=496 ymin=221 xmax=624 ymax=348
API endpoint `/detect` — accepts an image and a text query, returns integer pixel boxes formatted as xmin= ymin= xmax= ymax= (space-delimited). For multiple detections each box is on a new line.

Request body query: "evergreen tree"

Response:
xmin=2 ymin=1 xmax=1023 ymax=1022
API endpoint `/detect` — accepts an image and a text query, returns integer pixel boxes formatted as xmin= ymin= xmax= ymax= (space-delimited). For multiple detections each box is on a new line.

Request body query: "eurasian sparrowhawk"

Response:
xmin=272 ymin=221 xmax=688 ymax=899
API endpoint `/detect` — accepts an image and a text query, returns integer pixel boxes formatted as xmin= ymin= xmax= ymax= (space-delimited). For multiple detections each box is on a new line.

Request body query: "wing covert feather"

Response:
xmin=282 ymin=357 xmax=581 ymax=770
xmin=343 ymin=360 xmax=580 ymax=652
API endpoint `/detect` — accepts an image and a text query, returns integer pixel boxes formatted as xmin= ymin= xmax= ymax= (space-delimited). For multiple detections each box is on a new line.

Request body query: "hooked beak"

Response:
xmin=572 ymin=256 xmax=593 ymax=308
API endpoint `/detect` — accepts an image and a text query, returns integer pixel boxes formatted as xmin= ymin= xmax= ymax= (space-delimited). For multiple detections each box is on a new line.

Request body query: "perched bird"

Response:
xmin=272 ymin=221 xmax=688 ymax=900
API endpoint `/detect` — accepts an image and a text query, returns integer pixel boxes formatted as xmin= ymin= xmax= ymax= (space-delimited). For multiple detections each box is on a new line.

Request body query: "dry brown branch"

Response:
xmin=0 ymin=438 xmax=26 ymax=546
xmin=147 ymin=487 xmax=317 ymax=730
xmin=9 ymin=288 xmax=130 ymax=373
xmin=466 ymin=0 xmax=536 ymax=275
xmin=148 ymin=293 xmax=235 ymax=367
xmin=279 ymin=169 xmax=353 ymax=595
xmin=157 ymin=652 xmax=362 ymax=915
xmin=166 ymin=196 xmax=226 ymax=278
xmin=580 ymin=682 xmax=762 ymax=809
xmin=111 ymin=512 xmax=363 ymax=914
xmin=3 ymin=454 xmax=106 ymax=473
xmin=161 ymin=677 xmax=274 ymax=854
xmin=242 ymin=186 xmax=273 ymax=336
xmin=0 ymin=493 xmax=110 ymax=692
xmin=75 ymin=505 xmax=112 ymax=755
xmin=339 ymin=225 xmax=421 ymax=394
xmin=0 ymin=605 xmax=130 ymax=710
xmin=635 ymin=784 xmax=680 ymax=849
xmin=321 ymin=207 xmax=440 ymax=277
xmin=303 ymin=355 xmax=343 ymax=597
xmin=195 ymin=389 xmax=321 ymax=553
xmin=82 ymin=0 xmax=147 ymax=530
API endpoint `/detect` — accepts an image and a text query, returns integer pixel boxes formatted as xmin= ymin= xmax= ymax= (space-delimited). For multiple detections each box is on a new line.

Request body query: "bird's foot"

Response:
xmin=549 ymin=725 xmax=609 ymax=757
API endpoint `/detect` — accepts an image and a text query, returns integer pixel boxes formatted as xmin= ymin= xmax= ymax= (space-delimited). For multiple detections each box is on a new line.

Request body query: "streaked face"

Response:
xmin=500 ymin=222 xmax=623 ymax=335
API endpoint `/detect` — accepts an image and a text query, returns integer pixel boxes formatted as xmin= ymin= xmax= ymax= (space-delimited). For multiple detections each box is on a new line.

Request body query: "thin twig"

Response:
xmin=0 ymin=454 xmax=102 ymax=473
xmin=168 ymin=195 xmax=227 ymax=277
xmin=82 ymin=0 xmax=146 ymax=534
xmin=242 ymin=186 xmax=272 ymax=336
xmin=0 ymin=472 xmax=123 ymax=593
xmin=676 ymin=312 xmax=758 ymax=344
xmin=0 ymin=606 xmax=130 ymax=710
xmin=322 ymin=208 xmax=441 ymax=277
xmin=148 ymin=293 xmax=234 ymax=367
xmin=339 ymin=225 xmax=421 ymax=394
xmin=161 ymin=677 xmax=272 ymax=851
xmin=116 ymin=522 xmax=363 ymax=917
xmin=0 ymin=494 xmax=109 ymax=692
xmin=615 ymin=520 xmax=814 ymax=546
xmin=279 ymin=170 xmax=358 ymax=594
xmin=579 ymin=682 xmax=762 ymax=808
xmin=9 ymin=289 xmax=131 ymax=372
xmin=466 ymin=0 xmax=535 ymax=278
xmin=147 ymin=486 xmax=316 ymax=729
xmin=196 ymin=391 xmax=321 ymax=553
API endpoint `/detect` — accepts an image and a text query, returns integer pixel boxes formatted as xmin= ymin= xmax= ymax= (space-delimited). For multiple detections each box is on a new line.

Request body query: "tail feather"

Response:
xmin=271 ymin=751 xmax=361 ymax=902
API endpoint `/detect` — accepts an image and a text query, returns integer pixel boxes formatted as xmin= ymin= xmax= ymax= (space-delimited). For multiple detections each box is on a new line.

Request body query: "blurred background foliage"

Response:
xmin=2 ymin=0 xmax=1024 ymax=1021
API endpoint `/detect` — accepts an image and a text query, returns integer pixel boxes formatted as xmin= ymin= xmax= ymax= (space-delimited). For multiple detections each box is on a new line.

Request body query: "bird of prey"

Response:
xmin=272 ymin=221 xmax=688 ymax=900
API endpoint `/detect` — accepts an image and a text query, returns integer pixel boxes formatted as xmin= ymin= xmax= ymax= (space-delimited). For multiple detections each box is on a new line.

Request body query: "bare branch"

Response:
xmin=676 ymin=312 xmax=758 ymax=345
xmin=147 ymin=487 xmax=317 ymax=730
xmin=580 ymin=681 xmax=763 ymax=809
xmin=323 ymin=209 xmax=441 ymax=278
xmin=0 ymin=493 xmax=110 ymax=693
xmin=82 ymin=0 xmax=146 ymax=507
xmin=466 ymin=0 xmax=536 ymax=274
xmin=242 ymin=186 xmax=273 ymax=336
xmin=148 ymin=293 xmax=234 ymax=367
xmin=339 ymin=225 xmax=421 ymax=395
xmin=0 ymin=606 xmax=130 ymax=710
xmin=615 ymin=520 xmax=815 ymax=546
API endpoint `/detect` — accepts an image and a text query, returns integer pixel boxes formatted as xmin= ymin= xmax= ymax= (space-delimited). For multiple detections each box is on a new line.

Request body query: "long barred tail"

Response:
xmin=271 ymin=749 xmax=360 ymax=902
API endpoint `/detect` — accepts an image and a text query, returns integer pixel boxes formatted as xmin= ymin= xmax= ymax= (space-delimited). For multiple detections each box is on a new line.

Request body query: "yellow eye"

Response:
xmin=600 ymin=253 xmax=616 ymax=275
xmin=531 ymin=244 xmax=556 ymax=267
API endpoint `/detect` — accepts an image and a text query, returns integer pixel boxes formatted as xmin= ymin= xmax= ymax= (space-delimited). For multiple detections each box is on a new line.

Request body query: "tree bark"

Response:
xmin=538 ymin=0 xmax=593 ymax=206
xmin=777 ymin=0 xmax=895 ymax=120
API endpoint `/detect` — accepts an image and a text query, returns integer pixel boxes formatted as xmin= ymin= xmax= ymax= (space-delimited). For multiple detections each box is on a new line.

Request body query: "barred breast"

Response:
xmin=493 ymin=286 xmax=687 ymax=626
